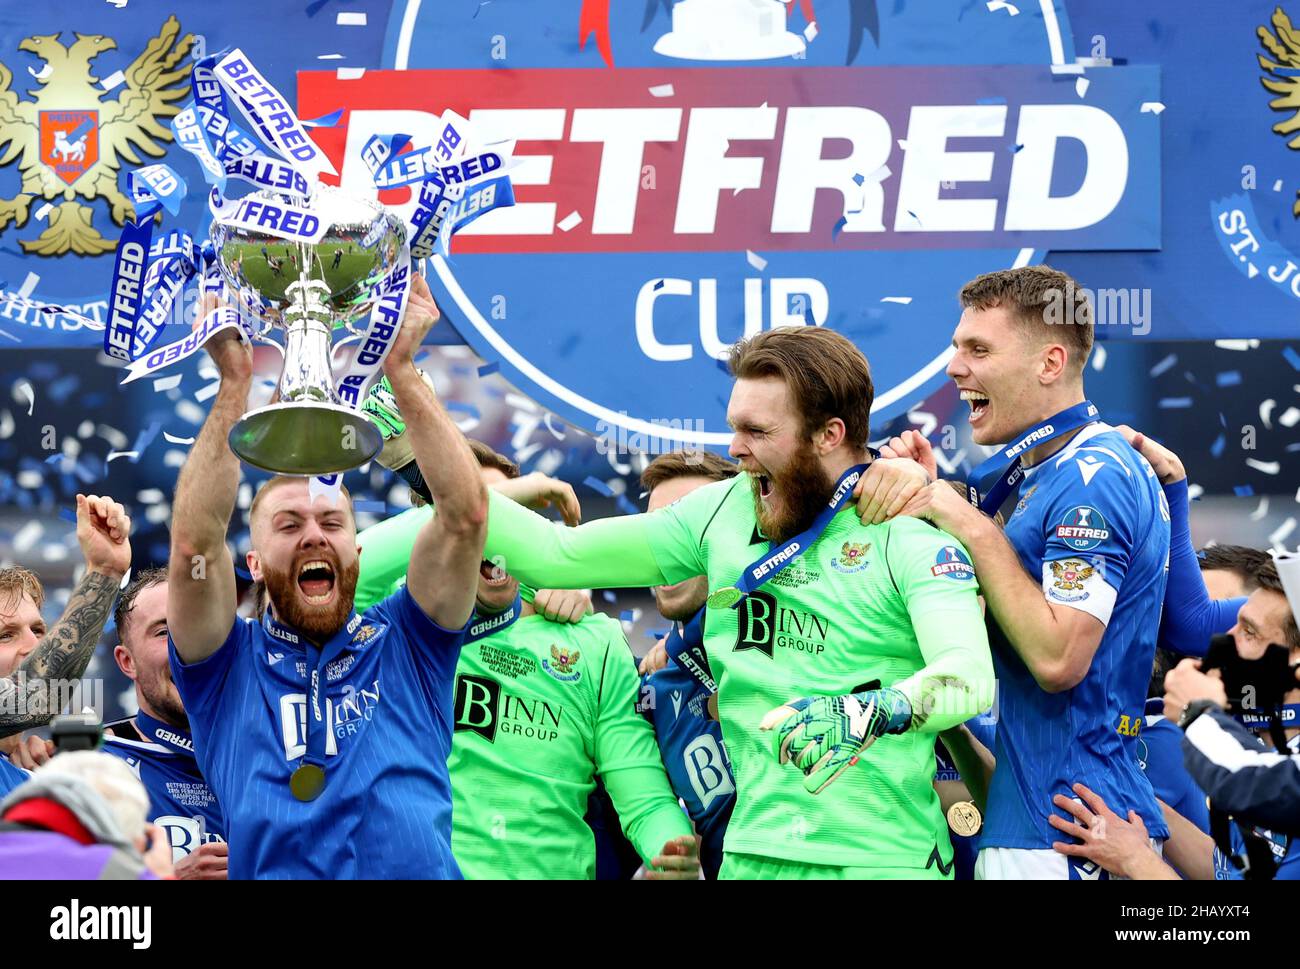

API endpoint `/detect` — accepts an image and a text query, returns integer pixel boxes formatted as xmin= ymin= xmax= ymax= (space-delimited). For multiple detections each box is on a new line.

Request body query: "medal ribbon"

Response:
xmin=261 ymin=609 xmax=363 ymax=783
xmin=134 ymin=711 xmax=197 ymax=757
xmin=709 ymin=462 xmax=869 ymax=610
xmin=666 ymin=608 xmax=715 ymax=694
xmin=464 ymin=594 xmax=524 ymax=646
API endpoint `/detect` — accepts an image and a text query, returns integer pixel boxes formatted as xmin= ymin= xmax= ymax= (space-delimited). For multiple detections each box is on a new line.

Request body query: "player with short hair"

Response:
xmin=167 ymin=278 xmax=487 ymax=879
xmin=880 ymin=265 xmax=1172 ymax=879
xmin=477 ymin=326 xmax=994 ymax=879
xmin=353 ymin=431 xmax=698 ymax=880
xmin=103 ymin=567 xmax=228 ymax=879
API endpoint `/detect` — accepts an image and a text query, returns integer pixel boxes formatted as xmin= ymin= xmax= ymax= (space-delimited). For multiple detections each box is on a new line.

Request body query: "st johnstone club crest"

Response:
xmin=830 ymin=540 xmax=871 ymax=574
xmin=542 ymin=645 xmax=582 ymax=683
xmin=1049 ymin=558 xmax=1095 ymax=600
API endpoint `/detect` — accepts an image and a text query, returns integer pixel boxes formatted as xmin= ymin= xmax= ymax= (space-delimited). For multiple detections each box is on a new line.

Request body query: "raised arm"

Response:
xmin=0 ymin=494 xmax=130 ymax=739
xmin=484 ymin=489 xmax=670 ymax=590
xmin=393 ymin=276 xmax=487 ymax=630
xmin=168 ymin=308 xmax=248 ymax=663
xmin=1116 ymin=428 xmax=1246 ymax=657
xmin=354 ymin=471 xmax=583 ymax=613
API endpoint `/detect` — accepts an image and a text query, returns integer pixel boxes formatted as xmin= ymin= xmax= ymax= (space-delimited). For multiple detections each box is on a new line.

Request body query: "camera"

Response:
xmin=49 ymin=715 xmax=103 ymax=755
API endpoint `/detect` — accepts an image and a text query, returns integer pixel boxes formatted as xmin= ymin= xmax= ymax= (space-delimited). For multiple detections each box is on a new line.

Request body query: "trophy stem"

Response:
xmin=227 ymin=279 xmax=382 ymax=476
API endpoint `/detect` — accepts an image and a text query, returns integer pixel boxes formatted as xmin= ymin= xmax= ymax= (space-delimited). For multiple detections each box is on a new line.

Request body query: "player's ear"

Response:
xmin=113 ymin=642 xmax=136 ymax=681
xmin=1039 ymin=343 xmax=1069 ymax=385
xmin=816 ymin=417 xmax=847 ymax=454
xmin=246 ymin=549 xmax=263 ymax=582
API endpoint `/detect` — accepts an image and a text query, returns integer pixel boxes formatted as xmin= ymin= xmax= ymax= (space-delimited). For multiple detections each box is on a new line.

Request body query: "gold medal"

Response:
xmin=290 ymin=764 xmax=326 ymax=802
xmin=947 ymin=800 xmax=982 ymax=837
xmin=706 ymin=587 xmax=743 ymax=610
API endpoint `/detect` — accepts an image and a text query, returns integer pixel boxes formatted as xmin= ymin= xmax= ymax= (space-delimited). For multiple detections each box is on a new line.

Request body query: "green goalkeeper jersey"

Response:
xmin=355 ymin=509 xmax=692 ymax=880
xmin=481 ymin=475 xmax=994 ymax=870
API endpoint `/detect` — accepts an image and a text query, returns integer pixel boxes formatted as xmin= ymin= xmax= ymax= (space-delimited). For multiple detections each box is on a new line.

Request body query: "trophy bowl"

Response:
xmin=210 ymin=184 xmax=406 ymax=476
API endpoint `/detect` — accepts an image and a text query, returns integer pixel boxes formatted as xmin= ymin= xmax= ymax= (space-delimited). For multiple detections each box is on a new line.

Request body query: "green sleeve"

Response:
xmin=356 ymin=501 xmax=540 ymax=613
xmin=356 ymin=505 xmax=432 ymax=612
xmin=883 ymin=517 xmax=995 ymax=733
xmin=484 ymin=487 xmax=672 ymax=589
xmin=591 ymin=622 xmax=694 ymax=866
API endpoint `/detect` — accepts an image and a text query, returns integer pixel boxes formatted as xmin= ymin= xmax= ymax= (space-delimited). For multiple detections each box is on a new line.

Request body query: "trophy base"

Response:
xmin=229 ymin=401 xmax=384 ymax=476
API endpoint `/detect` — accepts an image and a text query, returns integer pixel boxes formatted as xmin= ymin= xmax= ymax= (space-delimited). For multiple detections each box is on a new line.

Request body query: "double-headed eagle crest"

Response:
xmin=1050 ymin=559 xmax=1095 ymax=592
xmin=1259 ymin=7 xmax=1300 ymax=216
xmin=0 ymin=16 xmax=192 ymax=256
xmin=838 ymin=541 xmax=870 ymax=566
xmin=549 ymin=645 xmax=581 ymax=673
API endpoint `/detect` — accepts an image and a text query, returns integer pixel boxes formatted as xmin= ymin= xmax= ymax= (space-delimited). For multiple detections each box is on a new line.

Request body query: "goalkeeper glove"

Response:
xmin=360 ymin=371 xmax=436 ymax=504
xmin=759 ymin=687 xmax=912 ymax=795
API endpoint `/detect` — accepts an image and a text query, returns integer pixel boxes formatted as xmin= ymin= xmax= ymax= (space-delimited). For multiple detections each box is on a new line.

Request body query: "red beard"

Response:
xmin=261 ymin=555 xmax=360 ymax=642
xmin=751 ymin=440 xmax=835 ymax=543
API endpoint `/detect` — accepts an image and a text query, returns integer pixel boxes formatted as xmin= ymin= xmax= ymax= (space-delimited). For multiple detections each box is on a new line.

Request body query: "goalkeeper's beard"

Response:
xmin=262 ymin=557 xmax=360 ymax=642
xmin=751 ymin=439 xmax=835 ymax=544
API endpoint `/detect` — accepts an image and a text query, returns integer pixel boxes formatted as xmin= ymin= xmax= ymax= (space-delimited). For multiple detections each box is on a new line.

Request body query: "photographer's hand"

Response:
xmin=1162 ymin=658 xmax=1228 ymax=723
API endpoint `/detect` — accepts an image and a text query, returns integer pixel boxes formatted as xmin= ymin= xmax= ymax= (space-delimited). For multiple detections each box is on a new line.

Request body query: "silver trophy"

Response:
xmin=209 ymin=184 xmax=406 ymax=476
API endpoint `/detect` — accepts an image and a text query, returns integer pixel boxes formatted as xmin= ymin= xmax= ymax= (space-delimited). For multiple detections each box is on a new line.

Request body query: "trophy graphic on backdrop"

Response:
xmin=653 ymin=0 xmax=807 ymax=60
xmin=210 ymin=185 xmax=406 ymax=476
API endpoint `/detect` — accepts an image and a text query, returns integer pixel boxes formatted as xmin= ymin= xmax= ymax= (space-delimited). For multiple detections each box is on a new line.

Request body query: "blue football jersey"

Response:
xmin=169 ymin=586 xmax=466 ymax=879
xmin=1138 ymin=713 xmax=1210 ymax=834
xmin=0 ymin=758 xmax=28 ymax=798
xmin=639 ymin=628 xmax=734 ymax=879
xmin=984 ymin=423 xmax=1171 ymax=849
xmin=103 ymin=713 xmax=226 ymax=864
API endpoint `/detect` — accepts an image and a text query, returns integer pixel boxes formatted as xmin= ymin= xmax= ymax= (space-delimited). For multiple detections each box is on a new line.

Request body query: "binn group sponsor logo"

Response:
xmin=298 ymin=1 xmax=1159 ymax=443
xmin=732 ymin=590 xmax=829 ymax=659
xmin=454 ymin=674 xmax=564 ymax=743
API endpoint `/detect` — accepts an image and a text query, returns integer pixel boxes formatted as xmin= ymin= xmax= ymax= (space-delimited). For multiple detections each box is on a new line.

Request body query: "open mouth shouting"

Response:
xmin=479 ymin=560 xmax=511 ymax=588
xmin=960 ymin=388 xmax=991 ymax=427
xmin=297 ymin=559 xmax=337 ymax=604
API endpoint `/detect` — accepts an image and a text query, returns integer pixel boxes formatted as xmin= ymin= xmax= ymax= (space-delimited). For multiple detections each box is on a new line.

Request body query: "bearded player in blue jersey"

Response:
xmin=840 ymin=266 xmax=1172 ymax=879
xmin=167 ymin=278 xmax=486 ymax=879
xmin=104 ymin=568 xmax=228 ymax=879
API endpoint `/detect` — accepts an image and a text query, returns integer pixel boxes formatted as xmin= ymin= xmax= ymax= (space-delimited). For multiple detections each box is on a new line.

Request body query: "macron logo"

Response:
xmin=1076 ymin=457 xmax=1104 ymax=486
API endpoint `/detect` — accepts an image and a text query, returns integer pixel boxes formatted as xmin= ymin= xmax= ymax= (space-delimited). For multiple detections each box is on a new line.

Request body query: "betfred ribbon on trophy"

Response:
xmin=105 ymin=47 xmax=518 ymax=476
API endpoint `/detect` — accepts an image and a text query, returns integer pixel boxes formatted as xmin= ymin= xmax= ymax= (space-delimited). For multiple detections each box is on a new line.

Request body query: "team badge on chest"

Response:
xmin=830 ymin=541 xmax=871 ymax=574
xmin=542 ymin=645 xmax=582 ymax=683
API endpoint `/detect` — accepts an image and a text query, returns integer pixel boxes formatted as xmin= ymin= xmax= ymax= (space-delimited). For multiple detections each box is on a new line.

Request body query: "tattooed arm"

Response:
xmin=0 ymin=494 xmax=131 ymax=740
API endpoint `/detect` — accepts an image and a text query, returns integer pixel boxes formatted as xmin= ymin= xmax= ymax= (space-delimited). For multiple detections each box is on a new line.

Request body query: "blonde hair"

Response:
xmin=40 ymin=750 xmax=150 ymax=840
